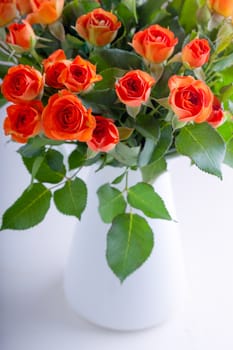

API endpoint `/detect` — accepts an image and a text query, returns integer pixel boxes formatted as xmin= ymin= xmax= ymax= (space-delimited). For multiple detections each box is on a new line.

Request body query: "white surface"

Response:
xmin=64 ymin=165 xmax=185 ymax=331
xmin=1 ymin=104 xmax=233 ymax=348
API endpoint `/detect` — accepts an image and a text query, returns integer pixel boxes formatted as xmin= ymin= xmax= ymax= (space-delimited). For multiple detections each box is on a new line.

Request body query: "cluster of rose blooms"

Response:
xmin=0 ymin=0 xmax=229 ymax=152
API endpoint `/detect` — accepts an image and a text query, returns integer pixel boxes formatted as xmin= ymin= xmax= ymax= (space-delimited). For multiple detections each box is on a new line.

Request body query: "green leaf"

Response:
xmin=127 ymin=182 xmax=171 ymax=220
xmin=90 ymin=48 xmax=144 ymax=71
xmin=224 ymin=137 xmax=233 ymax=168
xmin=217 ymin=121 xmax=233 ymax=142
xmin=137 ymin=0 xmax=165 ymax=26
xmin=1 ymin=184 xmax=51 ymax=230
xmin=106 ymin=213 xmax=154 ymax=282
xmin=111 ymin=171 xmax=127 ymax=184
xmin=135 ymin=114 xmax=160 ymax=141
xmin=110 ymin=143 xmax=140 ymax=166
xmin=97 ymin=183 xmax=126 ymax=223
xmin=18 ymin=135 xmax=62 ymax=158
xmin=68 ymin=146 xmax=87 ymax=170
xmin=175 ymin=123 xmax=225 ymax=178
xmin=179 ymin=0 xmax=198 ymax=32
xmin=212 ymin=53 xmax=233 ymax=72
xmin=94 ymin=67 xmax=125 ymax=90
xmin=149 ymin=124 xmax=173 ymax=163
xmin=23 ymin=149 xmax=66 ymax=184
xmin=141 ymin=157 xmax=167 ymax=184
xmin=138 ymin=138 xmax=156 ymax=167
xmin=53 ymin=177 xmax=87 ymax=219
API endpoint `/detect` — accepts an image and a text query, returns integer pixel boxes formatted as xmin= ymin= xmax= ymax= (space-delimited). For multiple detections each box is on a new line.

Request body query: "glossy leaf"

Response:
xmin=106 ymin=213 xmax=154 ymax=282
xmin=127 ymin=182 xmax=171 ymax=219
xmin=141 ymin=157 xmax=167 ymax=184
xmin=175 ymin=123 xmax=225 ymax=178
xmin=1 ymin=184 xmax=51 ymax=230
xmin=54 ymin=178 xmax=87 ymax=219
xmin=97 ymin=183 xmax=126 ymax=223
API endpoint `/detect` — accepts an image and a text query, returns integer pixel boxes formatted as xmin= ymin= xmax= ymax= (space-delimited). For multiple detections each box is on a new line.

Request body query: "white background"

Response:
xmin=1 ymin=105 xmax=233 ymax=349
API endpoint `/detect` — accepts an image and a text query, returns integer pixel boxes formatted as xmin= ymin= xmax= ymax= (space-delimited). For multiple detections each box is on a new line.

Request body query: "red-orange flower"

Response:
xmin=182 ymin=38 xmax=211 ymax=68
xmin=26 ymin=0 xmax=64 ymax=25
xmin=1 ymin=64 xmax=44 ymax=103
xmin=0 ymin=0 xmax=17 ymax=26
xmin=42 ymin=90 xmax=96 ymax=141
xmin=76 ymin=8 xmax=121 ymax=46
xmin=168 ymin=75 xmax=214 ymax=123
xmin=6 ymin=20 xmax=36 ymax=50
xmin=87 ymin=116 xmax=119 ymax=152
xmin=115 ymin=70 xmax=155 ymax=107
xmin=3 ymin=100 xmax=43 ymax=143
xmin=58 ymin=55 xmax=102 ymax=93
xmin=206 ymin=96 xmax=224 ymax=127
xmin=42 ymin=49 xmax=69 ymax=89
xmin=16 ymin=0 xmax=32 ymax=15
xmin=208 ymin=0 xmax=233 ymax=17
xmin=132 ymin=24 xmax=178 ymax=63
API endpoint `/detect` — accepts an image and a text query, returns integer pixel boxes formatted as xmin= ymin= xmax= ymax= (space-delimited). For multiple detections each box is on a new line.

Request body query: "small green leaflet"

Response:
xmin=106 ymin=213 xmax=154 ymax=282
xmin=127 ymin=182 xmax=172 ymax=220
xmin=97 ymin=183 xmax=126 ymax=223
xmin=53 ymin=178 xmax=87 ymax=219
xmin=1 ymin=183 xmax=51 ymax=230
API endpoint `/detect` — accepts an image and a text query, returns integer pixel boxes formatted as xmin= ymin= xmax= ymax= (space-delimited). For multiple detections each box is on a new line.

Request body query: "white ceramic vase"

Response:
xmin=64 ymin=161 xmax=185 ymax=331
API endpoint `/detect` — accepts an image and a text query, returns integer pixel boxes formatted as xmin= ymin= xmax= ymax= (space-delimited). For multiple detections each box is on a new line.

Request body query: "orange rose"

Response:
xmin=6 ymin=20 xmax=36 ymax=50
xmin=42 ymin=90 xmax=96 ymax=141
xmin=16 ymin=0 xmax=32 ymax=15
xmin=1 ymin=64 xmax=44 ymax=103
xmin=115 ymin=70 xmax=155 ymax=107
xmin=87 ymin=116 xmax=119 ymax=152
xmin=76 ymin=8 xmax=121 ymax=46
xmin=43 ymin=49 xmax=70 ymax=89
xmin=206 ymin=96 xmax=224 ymax=127
xmin=57 ymin=55 xmax=102 ymax=93
xmin=3 ymin=100 xmax=43 ymax=143
xmin=26 ymin=0 xmax=64 ymax=25
xmin=168 ymin=75 xmax=214 ymax=123
xmin=208 ymin=0 xmax=233 ymax=17
xmin=132 ymin=24 xmax=178 ymax=63
xmin=0 ymin=0 xmax=17 ymax=26
xmin=182 ymin=38 xmax=210 ymax=68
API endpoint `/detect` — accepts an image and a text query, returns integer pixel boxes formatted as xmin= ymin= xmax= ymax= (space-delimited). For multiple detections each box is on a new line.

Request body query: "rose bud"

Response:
xmin=208 ymin=0 xmax=233 ymax=17
xmin=0 ymin=0 xmax=17 ymax=26
xmin=87 ymin=116 xmax=119 ymax=152
xmin=1 ymin=64 xmax=44 ymax=103
xmin=182 ymin=38 xmax=211 ymax=68
xmin=168 ymin=75 xmax=214 ymax=123
xmin=26 ymin=0 xmax=64 ymax=25
xmin=42 ymin=49 xmax=70 ymax=89
xmin=132 ymin=24 xmax=178 ymax=63
xmin=76 ymin=8 xmax=121 ymax=47
xmin=6 ymin=20 xmax=36 ymax=51
xmin=206 ymin=96 xmax=224 ymax=127
xmin=3 ymin=100 xmax=43 ymax=143
xmin=115 ymin=70 xmax=155 ymax=107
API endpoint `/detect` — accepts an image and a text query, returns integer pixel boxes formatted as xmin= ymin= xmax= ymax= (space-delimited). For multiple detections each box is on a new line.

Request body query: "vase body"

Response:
xmin=64 ymin=162 xmax=185 ymax=331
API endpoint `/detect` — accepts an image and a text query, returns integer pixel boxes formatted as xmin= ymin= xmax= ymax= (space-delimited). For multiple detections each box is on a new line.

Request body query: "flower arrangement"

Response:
xmin=1 ymin=0 xmax=233 ymax=282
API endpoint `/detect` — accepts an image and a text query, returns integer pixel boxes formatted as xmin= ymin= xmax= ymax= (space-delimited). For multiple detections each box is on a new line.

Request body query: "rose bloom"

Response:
xmin=3 ymin=100 xmax=43 ymax=143
xmin=58 ymin=55 xmax=102 ymax=93
xmin=16 ymin=0 xmax=32 ymax=15
xmin=206 ymin=96 xmax=224 ymax=127
xmin=132 ymin=24 xmax=178 ymax=64
xmin=76 ymin=8 xmax=121 ymax=46
xmin=182 ymin=38 xmax=210 ymax=68
xmin=1 ymin=64 xmax=44 ymax=103
xmin=115 ymin=70 xmax=155 ymax=107
xmin=87 ymin=116 xmax=119 ymax=152
xmin=26 ymin=0 xmax=64 ymax=25
xmin=168 ymin=75 xmax=214 ymax=123
xmin=208 ymin=0 xmax=233 ymax=17
xmin=42 ymin=90 xmax=96 ymax=141
xmin=43 ymin=49 xmax=70 ymax=89
xmin=0 ymin=0 xmax=17 ymax=26
xmin=6 ymin=20 xmax=36 ymax=50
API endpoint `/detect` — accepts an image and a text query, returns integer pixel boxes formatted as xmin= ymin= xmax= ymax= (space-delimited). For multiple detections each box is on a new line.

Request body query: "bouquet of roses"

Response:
xmin=0 ymin=0 xmax=233 ymax=281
